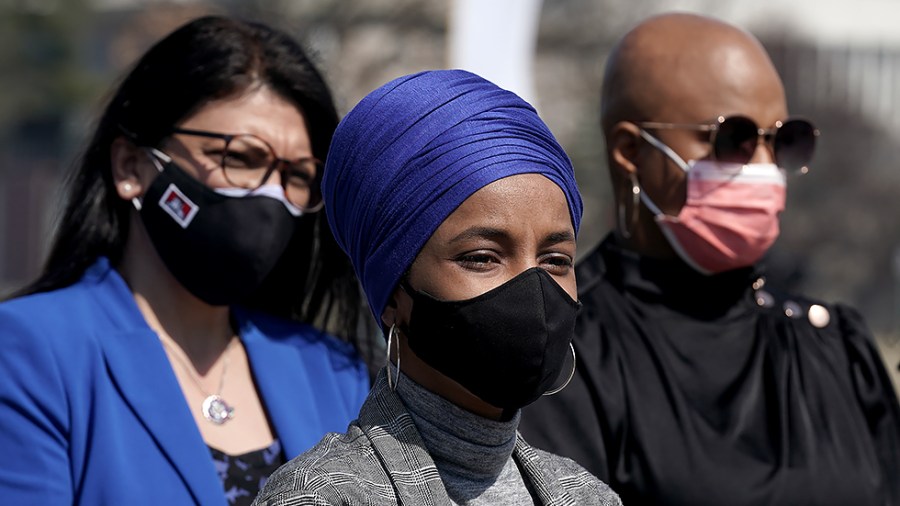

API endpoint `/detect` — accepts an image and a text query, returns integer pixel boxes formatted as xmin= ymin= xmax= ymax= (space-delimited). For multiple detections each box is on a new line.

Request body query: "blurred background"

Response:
xmin=2 ymin=0 xmax=899 ymax=387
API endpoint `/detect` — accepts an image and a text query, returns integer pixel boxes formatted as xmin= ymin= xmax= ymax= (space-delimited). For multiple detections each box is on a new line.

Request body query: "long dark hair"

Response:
xmin=15 ymin=16 xmax=377 ymax=365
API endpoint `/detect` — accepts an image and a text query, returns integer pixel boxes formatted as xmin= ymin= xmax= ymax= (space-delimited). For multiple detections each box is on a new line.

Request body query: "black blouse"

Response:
xmin=210 ymin=439 xmax=285 ymax=506
xmin=521 ymin=234 xmax=900 ymax=506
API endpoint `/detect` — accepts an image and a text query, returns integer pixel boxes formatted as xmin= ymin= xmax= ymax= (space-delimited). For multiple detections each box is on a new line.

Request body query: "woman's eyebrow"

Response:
xmin=448 ymin=227 xmax=575 ymax=246
xmin=448 ymin=226 xmax=509 ymax=245
xmin=542 ymin=230 xmax=576 ymax=245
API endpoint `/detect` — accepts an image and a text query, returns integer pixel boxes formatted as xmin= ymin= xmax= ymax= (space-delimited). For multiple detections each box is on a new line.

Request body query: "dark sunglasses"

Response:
xmin=636 ymin=115 xmax=820 ymax=173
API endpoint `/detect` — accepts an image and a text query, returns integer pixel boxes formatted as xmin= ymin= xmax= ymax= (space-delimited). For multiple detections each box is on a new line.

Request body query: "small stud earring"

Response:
xmin=122 ymin=183 xmax=133 ymax=192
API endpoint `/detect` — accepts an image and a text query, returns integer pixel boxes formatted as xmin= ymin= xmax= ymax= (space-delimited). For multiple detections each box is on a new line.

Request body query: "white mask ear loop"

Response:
xmin=636 ymin=129 xmax=690 ymax=218
xmin=638 ymin=129 xmax=691 ymax=172
xmin=131 ymin=148 xmax=170 ymax=211
xmin=146 ymin=147 xmax=171 ymax=171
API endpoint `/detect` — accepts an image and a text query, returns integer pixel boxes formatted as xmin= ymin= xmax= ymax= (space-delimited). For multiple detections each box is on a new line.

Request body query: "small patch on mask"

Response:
xmin=159 ymin=183 xmax=198 ymax=228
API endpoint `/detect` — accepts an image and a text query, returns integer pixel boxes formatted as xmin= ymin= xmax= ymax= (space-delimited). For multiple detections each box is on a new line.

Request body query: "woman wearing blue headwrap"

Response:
xmin=254 ymin=70 xmax=621 ymax=506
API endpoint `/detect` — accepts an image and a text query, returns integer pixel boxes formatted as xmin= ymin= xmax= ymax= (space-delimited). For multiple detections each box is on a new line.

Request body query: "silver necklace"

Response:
xmin=159 ymin=335 xmax=236 ymax=425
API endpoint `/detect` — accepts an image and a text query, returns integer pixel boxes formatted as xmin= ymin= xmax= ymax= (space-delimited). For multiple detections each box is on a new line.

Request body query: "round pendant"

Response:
xmin=202 ymin=395 xmax=235 ymax=425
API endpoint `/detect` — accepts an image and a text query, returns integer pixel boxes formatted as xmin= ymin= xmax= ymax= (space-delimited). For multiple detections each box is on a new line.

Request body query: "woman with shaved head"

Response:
xmin=521 ymin=12 xmax=900 ymax=506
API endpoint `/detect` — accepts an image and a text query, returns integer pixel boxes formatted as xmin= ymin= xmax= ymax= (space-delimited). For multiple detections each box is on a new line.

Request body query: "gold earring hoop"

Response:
xmin=631 ymin=173 xmax=640 ymax=207
xmin=543 ymin=342 xmax=577 ymax=396
xmin=618 ymin=174 xmax=640 ymax=239
xmin=617 ymin=202 xmax=631 ymax=239
xmin=385 ymin=324 xmax=401 ymax=391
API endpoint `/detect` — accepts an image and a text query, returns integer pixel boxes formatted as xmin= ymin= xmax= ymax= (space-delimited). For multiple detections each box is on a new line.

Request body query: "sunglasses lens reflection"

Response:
xmin=715 ymin=117 xmax=760 ymax=165
xmin=716 ymin=116 xmax=817 ymax=172
xmin=774 ymin=119 xmax=817 ymax=172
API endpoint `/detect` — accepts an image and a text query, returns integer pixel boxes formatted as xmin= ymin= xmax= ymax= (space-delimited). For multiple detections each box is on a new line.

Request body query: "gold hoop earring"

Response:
xmin=617 ymin=202 xmax=631 ymax=239
xmin=631 ymin=173 xmax=640 ymax=208
xmin=385 ymin=324 xmax=401 ymax=391
xmin=618 ymin=174 xmax=640 ymax=239
xmin=543 ymin=342 xmax=576 ymax=396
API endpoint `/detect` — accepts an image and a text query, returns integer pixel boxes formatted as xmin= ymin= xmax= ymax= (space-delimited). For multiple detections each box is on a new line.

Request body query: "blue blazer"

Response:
xmin=0 ymin=258 xmax=370 ymax=505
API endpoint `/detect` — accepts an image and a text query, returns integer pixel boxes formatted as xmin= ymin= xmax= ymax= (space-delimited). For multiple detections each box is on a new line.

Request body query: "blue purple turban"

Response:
xmin=322 ymin=69 xmax=582 ymax=322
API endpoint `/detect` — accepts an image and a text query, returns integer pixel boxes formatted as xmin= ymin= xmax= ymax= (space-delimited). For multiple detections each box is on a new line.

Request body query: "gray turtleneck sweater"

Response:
xmin=396 ymin=371 xmax=534 ymax=505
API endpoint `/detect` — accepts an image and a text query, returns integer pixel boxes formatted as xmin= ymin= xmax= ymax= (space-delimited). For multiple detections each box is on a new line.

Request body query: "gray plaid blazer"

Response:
xmin=254 ymin=372 xmax=622 ymax=506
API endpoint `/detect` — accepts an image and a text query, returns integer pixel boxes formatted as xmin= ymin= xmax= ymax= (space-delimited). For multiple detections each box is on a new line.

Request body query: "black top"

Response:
xmin=210 ymin=439 xmax=285 ymax=506
xmin=520 ymin=234 xmax=900 ymax=506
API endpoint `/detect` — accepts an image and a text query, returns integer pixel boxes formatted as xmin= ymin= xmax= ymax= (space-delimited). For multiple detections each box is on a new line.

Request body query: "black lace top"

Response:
xmin=210 ymin=439 xmax=286 ymax=505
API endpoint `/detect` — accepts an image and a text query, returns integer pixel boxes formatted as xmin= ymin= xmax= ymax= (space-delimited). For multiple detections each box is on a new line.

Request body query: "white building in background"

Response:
xmin=448 ymin=0 xmax=544 ymax=105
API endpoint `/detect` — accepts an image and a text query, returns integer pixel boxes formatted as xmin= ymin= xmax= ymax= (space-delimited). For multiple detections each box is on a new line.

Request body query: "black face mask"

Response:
xmin=402 ymin=267 xmax=581 ymax=411
xmin=137 ymin=154 xmax=297 ymax=306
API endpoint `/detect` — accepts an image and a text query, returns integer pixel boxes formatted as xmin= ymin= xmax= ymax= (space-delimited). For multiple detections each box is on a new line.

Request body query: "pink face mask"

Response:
xmin=638 ymin=130 xmax=787 ymax=275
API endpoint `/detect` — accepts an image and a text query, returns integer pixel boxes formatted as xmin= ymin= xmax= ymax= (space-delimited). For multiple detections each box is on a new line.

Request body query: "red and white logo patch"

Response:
xmin=158 ymin=184 xmax=199 ymax=228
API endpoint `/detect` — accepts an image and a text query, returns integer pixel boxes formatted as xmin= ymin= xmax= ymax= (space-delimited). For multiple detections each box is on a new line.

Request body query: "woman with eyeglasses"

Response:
xmin=520 ymin=13 xmax=900 ymax=506
xmin=253 ymin=69 xmax=621 ymax=506
xmin=0 ymin=16 xmax=372 ymax=506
